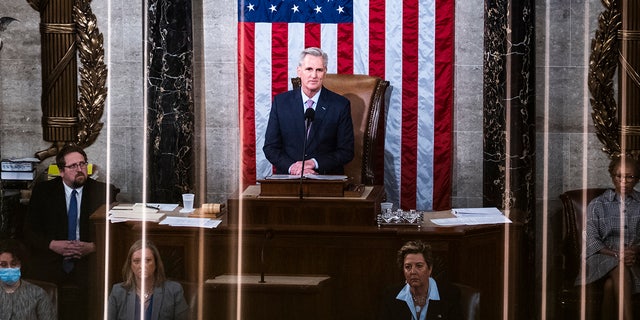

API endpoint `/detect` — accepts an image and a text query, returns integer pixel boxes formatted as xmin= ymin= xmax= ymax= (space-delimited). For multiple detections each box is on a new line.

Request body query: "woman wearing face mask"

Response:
xmin=0 ymin=239 xmax=56 ymax=319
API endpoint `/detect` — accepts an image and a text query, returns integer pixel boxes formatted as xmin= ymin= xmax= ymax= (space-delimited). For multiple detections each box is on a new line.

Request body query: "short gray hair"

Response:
xmin=298 ymin=47 xmax=328 ymax=68
xmin=397 ymin=240 xmax=433 ymax=270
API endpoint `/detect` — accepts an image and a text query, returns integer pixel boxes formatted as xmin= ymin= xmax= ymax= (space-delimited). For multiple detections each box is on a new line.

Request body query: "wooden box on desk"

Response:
xmin=204 ymin=274 xmax=332 ymax=320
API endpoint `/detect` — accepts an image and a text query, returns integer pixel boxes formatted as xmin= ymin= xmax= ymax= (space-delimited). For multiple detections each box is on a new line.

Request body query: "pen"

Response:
xmin=146 ymin=204 xmax=160 ymax=210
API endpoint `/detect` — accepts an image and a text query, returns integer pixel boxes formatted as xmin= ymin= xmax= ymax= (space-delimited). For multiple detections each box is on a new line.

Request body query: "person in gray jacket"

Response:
xmin=108 ymin=240 xmax=189 ymax=320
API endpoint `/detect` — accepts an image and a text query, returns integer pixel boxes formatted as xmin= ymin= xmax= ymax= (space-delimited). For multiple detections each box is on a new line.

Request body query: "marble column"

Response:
xmin=483 ymin=0 xmax=535 ymax=227
xmin=146 ymin=0 xmax=195 ymax=203
xmin=483 ymin=0 xmax=535 ymax=317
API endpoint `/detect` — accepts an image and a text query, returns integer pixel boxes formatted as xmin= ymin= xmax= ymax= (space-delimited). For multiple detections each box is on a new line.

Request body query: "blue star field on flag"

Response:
xmin=239 ymin=0 xmax=353 ymax=23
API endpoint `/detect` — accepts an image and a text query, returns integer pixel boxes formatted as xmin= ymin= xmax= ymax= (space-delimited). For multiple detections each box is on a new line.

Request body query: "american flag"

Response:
xmin=238 ymin=0 xmax=454 ymax=211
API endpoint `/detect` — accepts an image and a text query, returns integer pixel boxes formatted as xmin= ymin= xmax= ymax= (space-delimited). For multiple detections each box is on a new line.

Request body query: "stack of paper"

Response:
xmin=159 ymin=216 xmax=221 ymax=228
xmin=109 ymin=203 xmax=166 ymax=222
xmin=431 ymin=207 xmax=512 ymax=226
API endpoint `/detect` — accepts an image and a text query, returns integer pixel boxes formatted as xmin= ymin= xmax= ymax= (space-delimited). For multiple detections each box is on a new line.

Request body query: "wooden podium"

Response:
xmin=204 ymin=274 xmax=332 ymax=319
xmin=227 ymin=185 xmax=385 ymax=226
xmin=257 ymin=178 xmax=348 ymax=197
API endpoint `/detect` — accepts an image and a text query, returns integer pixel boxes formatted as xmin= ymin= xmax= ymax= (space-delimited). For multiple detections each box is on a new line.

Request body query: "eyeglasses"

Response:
xmin=64 ymin=161 xmax=88 ymax=170
xmin=613 ymin=174 xmax=638 ymax=182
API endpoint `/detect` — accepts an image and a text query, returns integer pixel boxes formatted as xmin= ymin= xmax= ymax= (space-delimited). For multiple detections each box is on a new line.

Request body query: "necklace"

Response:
xmin=143 ymin=289 xmax=153 ymax=301
xmin=412 ymin=294 xmax=426 ymax=306
xmin=137 ymin=285 xmax=154 ymax=302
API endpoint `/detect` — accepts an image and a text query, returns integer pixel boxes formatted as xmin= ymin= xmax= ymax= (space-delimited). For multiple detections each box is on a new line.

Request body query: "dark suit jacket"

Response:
xmin=25 ymin=176 xmax=117 ymax=284
xmin=263 ymin=86 xmax=354 ymax=175
xmin=377 ymin=282 xmax=463 ymax=320
xmin=107 ymin=281 xmax=190 ymax=320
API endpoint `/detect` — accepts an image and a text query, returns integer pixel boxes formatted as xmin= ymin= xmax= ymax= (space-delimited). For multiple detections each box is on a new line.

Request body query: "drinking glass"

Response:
xmin=406 ymin=209 xmax=418 ymax=223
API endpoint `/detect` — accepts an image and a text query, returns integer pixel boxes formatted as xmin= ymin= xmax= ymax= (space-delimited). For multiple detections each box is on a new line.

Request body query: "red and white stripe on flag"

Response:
xmin=238 ymin=0 xmax=453 ymax=211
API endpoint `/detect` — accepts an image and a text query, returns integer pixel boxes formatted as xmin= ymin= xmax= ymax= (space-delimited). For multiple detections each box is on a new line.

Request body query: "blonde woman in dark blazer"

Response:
xmin=108 ymin=240 xmax=189 ymax=320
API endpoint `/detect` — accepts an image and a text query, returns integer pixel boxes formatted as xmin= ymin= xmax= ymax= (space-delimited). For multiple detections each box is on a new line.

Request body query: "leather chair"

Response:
xmin=26 ymin=278 xmax=58 ymax=315
xmin=292 ymin=74 xmax=390 ymax=185
xmin=452 ymin=282 xmax=480 ymax=320
xmin=558 ymin=188 xmax=608 ymax=319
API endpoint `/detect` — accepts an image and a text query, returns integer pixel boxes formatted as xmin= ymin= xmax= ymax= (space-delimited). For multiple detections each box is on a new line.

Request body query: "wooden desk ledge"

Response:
xmin=206 ymin=274 xmax=331 ymax=287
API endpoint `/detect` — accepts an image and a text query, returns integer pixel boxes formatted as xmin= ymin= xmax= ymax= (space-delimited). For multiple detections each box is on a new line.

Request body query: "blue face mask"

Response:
xmin=0 ymin=267 xmax=21 ymax=285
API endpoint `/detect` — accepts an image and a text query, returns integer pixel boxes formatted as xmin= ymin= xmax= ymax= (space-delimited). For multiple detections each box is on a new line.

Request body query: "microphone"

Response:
xmin=299 ymin=108 xmax=315 ymax=199
xmin=259 ymin=228 xmax=274 ymax=283
xmin=304 ymin=107 xmax=315 ymax=122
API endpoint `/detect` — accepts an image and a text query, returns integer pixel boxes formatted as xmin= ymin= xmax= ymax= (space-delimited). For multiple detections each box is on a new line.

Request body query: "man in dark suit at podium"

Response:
xmin=25 ymin=145 xmax=117 ymax=320
xmin=263 ymin=47 xmax=354 ymax=176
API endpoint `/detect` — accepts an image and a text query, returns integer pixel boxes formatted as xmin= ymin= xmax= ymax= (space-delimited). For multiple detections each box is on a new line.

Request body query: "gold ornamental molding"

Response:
xmin=589 ymin=0 xmax=621 ymax=158
xmin=73 ymin=0 xmax=106 ymax=148
xmin=27 ymin=0 xmax=107 ymax=159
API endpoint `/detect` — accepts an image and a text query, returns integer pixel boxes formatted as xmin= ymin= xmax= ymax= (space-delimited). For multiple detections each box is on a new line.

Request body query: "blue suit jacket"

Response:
xmin=263 ymin=87 xmax=354 ymax=175
xmin=377 ymin=281 xmax=463 ymax=320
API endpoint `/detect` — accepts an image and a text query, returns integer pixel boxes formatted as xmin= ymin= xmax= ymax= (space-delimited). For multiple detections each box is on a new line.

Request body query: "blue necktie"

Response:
xmin=68 ymin=189 xmax=78 ymax=240
xmin=63 ymin=190 xmax=78 ymax=273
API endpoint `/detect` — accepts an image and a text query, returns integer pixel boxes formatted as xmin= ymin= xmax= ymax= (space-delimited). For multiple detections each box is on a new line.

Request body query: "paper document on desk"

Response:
xmin=264 ymin=174 xmax=347 ymax=181
xmin=145 ymin=203 xmax=179 ymax=211
xmin=431 ymin=207 xmax=511 ymax=226
xmin=264 ymin=174 xmax=299 ymax=180
xmin=109 ymin=203 xmax=166 ymax=222
xmin=452 ymin=207 xmax=503 ymax=216
xmin=159 ymin=216 xmax=221 ymax=228
xmin=111 ymin=203 xmax=158 ymax=213
xmin=108 ymin=211 xmax=165 ymax=222
xmin=304 ymin=174 xmax=348 ymax=180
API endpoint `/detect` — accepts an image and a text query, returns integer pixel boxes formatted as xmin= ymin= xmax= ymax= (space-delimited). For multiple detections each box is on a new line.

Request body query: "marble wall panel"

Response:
xmin=563 ymin=132 xmax=611 ymax=190
xmin=203 ymin=61 xmax=238 ymax=128
xmin=202 ymin=0 xmax=237 ymax=63
xmin=536 ymin=66 xmax=594 ymax=133
xmin=455 ymin=0 xmax=484 ymax=66
xmin=107 ymin=62 xmax=144 ymax=128
xmin=0 ymin=127 xmax=46 ymax=160
xmin=534 ymin=132 xmax=565 ymax=201
xmin=97 ymin=125 xmax=145 ymax=202
xmin=0 ymin=61 xmax=42 ymax=127
xmin=569 ymin=0 xmax=605 ymax=67
xmin=454 ymin=65 xmax=483 ymax=132
xmin=535 ymin=2 xmax=572 ymax=67
xmin=205 ymin=126 xmax=239 ymax=202
xmin=451 ymin=131 xmax=483 ymax=207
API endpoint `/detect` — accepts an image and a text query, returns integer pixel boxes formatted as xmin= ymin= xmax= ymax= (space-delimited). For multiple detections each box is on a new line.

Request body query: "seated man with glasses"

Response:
xmin=25 ymin=144 xmax=117 ymax=320
xmin=575 ymin=156 xmax=640 ymax=320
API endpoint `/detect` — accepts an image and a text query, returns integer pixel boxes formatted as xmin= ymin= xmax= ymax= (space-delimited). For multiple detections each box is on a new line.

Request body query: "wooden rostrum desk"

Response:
xmin=90 ymin=191 xmax=522 ymax=320
xmin=227 ymin=184 xmax=386 ymax=226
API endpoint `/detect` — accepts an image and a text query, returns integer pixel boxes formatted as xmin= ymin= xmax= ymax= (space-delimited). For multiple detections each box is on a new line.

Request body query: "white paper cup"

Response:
xmin=182 ymin=193 xmax=195 ymax=210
